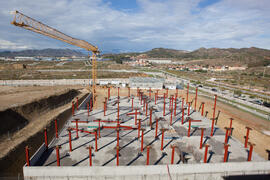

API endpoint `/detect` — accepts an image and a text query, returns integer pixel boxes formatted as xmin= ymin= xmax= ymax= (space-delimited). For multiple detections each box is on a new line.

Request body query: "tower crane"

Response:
xmin=11 ymin=10 xmax=99 ymax=107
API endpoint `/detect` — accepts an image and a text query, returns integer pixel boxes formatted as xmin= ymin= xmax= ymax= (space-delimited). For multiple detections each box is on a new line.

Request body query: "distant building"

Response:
xmin=146 ymin=59 xmax=172 ymax=64
xmin=129 ymin=77 xmax=164 ymax=89
xmin=15 ymin=56 xmax=35 ymax=61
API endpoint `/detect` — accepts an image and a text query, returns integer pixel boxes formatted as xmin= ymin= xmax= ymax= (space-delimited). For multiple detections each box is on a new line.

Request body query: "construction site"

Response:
xmin=0 ymin=9 xmax=270 ymax=180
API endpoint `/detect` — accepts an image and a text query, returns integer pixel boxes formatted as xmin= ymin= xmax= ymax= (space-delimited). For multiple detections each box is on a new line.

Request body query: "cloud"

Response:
xmin=0 ymin=0 xmax=269 ymax=52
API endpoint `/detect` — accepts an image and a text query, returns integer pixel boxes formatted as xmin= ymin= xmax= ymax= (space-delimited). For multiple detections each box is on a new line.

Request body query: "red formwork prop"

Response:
xmin=146 ymin=146 xmax=150 ymax=165
xmin=229 ymin=118 xmax=234 ymax=136
xmin=149 ymin=88 xmax=151 ymax=98
xmin=174 ymin=94 xmax=177 ymax=116
xmin=131 ymin=97 xmax=134 ymax=111
xmin=224 ymin=144 xmax=230 ymax=162
xmin=116 ymin=145 xmax=120 ymax=166
xmin=138 ymin=119 xmax=141 ymax=139
xmin=118 ymin=87 xmax=120 ymax=98
xmin=87 ymin=146 xmax=93 ymax=166
xmin=55 ymin=119 xmax=58 ymax=138
xmin=248 ymin=142 xmax=255 ymax=161
xmin=194 ymin=87 xmax=198 ymax=111
xmin=155 ymin=118 xmax=159 ymax=138
xmin=188 ymin=102 xmax=191 ymax=116
xmin=67 ymin=128 xmax=72 ymax=152
xmin=211 ymin=95 xmax=217 ymax=136
xmin=55 ymin=145 xmax=61 ymax=166
xmin=245 ymin=127 xmax=252 ymax=148
xmin=117 ymin=98 xmax=120 ymax=120
xmin=170 ymin=108 xmax=173 ymax=125
xmin=76 ymin=97 xmax=79 ymax=110
xmin=200 ymin=128 xmax=205 ymax=149
xmin=204 ymin=144 xmax=209 ymax=163
xmin=146 ymin=101 xmax=148 ymax=116
xmin=186 ymin=83 xmax=189 ymax=104
xmin=128 ymin=87 xmax=130 ymax=98
xmin=160 ymin=129 xmax=167 ymax=150
xmin=201 ymin=102 xmax=205 ymax=116
xmin=25 ymin=146 xmax=30 ymax=166
xmin=127 ymin=109 xmax=141 ymax=125
xmin=163 ymin=93 xmax=166 ymax=116
xmin=171 ymin=145 xmax=176 ymax=164
xmin=87 ymin=102 xmax=89 ymax=117
xmin=181 ymin=98 xmax=185 ymax=124
xmin=44 ymin=128 xmax=48 ymax=149
xmin=149 ymin=108 xmax=153 ymax=127
xmin=141 ymin=129 xmax=144 ymax=152
xmin=224 ymin=127 xmax=231 ymax=144
xmin=108 ymin=87 xmax=110 ymax=99
xmin=72 ymin=101 xmax=75 ymax=116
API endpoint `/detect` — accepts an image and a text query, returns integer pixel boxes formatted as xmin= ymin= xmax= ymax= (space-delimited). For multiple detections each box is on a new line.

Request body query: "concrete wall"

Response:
xmin=23 ymin=162 xmax=270 ymax=180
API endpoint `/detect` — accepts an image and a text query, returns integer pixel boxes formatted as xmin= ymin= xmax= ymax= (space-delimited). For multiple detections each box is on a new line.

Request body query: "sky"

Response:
xmin=0 ymin=0 xmax=269 ymax=53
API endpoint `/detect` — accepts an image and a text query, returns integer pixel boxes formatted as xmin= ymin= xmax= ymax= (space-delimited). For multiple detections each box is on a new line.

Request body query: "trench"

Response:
xmin=0 ymin=89 xmax=89 ymax=178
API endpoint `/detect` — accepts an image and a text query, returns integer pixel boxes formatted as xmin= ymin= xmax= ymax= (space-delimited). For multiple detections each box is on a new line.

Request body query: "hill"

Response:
xmin=0 ymin=48 xmax=85 ymax=57
xmin=103 ymin=47 xmax=270 ymax=67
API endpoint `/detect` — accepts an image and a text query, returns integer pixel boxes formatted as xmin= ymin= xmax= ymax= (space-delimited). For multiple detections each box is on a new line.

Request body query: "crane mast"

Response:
xmin=11 ymin=11 xmax=99 ymax=107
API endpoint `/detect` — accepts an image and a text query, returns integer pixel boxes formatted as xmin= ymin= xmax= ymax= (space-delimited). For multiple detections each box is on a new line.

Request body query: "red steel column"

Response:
xmin=87 ymin=102 xmax=89 ymax=117
xmin=25 ymin=146 xmax=30 ymax=166
xmin=201 ymin=102 xmax=205 ymax=116
xmin=195 ymin=87 xmax=198 ymax=111
xmin=204 ymin=144 xmax=209 ymax=163
xmin=188 ymin=119 xmax=191 ymax=137
xmin=248 ymin=143 xmax=255 ymax=161
xmin=171 ymin=145 xmax=176 ymax=164
xmin=181 ymin=98 xmax=185 ymax=124
xmin=44 ymin=128 xmax=48 ymax=149
xmin=76 ymin=97 xmax=79 ymax=110
xmin=163 ymin=93 xmax=166 ymax=116
xmin=146 ymin=146 xmax=150 ymax=165
xmin=88 ymin=146 xmax=92 ymax=166
xmin=95 ymin=131 xmax=98 ymax=152
xmin=141 ymin=129 xmax=144 ymax=152
xmin=55 ymin=119 xmax=58 ymax=138
xmin=116 ymin=145 xmax=120 ymax=166
xmin=131 ymin=97 xmax=134 ymax=111
xmin=155 ymin=118 xmax=159 ymax=138
xmin=68 ymin=128 xmax=72 ymax=152
xmin=55 ymin=145 xmax=60 ymax=166
xmin=224 ymin=144 xmax=229 ymax=162
xmin=245 ymin=127 xmax=252 ymax=148
xmin=186 ymin=83 xmax=189 ymax=104
xmin=211 ymin=95 xmax=217 ymax=136
xmin=200 ymin=128 xmax=205 ymax=149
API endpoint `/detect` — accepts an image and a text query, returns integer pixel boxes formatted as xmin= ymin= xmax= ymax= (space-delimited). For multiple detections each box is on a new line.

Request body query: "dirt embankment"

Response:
xmin=0 ymin=88 xmax=88 ymax=177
